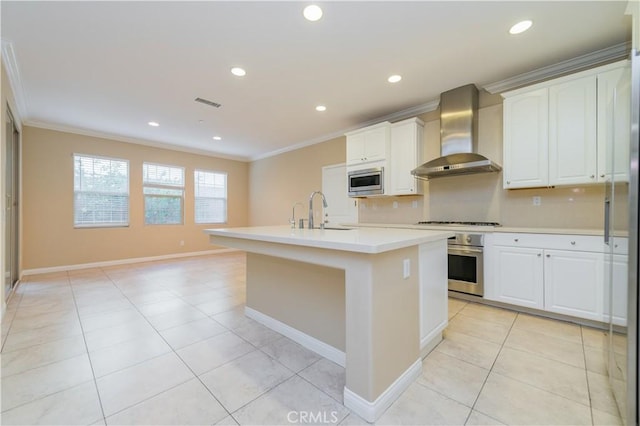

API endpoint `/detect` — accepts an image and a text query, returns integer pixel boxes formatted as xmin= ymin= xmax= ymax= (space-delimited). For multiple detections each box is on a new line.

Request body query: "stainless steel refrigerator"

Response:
xmin=606 ymin=47 xmax=640 ymax=426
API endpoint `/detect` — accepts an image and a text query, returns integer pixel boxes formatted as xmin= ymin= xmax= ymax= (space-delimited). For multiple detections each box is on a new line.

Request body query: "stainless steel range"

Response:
xmin=417 ymin=221 xmax=500 ymax=296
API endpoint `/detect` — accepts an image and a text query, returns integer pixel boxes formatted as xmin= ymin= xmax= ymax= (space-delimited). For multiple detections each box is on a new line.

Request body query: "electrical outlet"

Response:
xmin=179 ymin=240 xmax=185 ymax=246
xmin=412 ymin=200 xmax=418 ymax=209
xmin=392 ymin=201 xmax=398 ymax=209
xmin=403 ymin=259 xmax=411 ymax=279
xmin=532 ymin=196 xmax=541 ymax=206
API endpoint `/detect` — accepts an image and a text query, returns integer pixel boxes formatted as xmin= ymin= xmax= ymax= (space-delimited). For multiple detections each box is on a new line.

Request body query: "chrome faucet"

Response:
xmin=308 ymin=191 xmax=328 ymax=229
xmin=290 ymin=202 xmax=303 ymax=229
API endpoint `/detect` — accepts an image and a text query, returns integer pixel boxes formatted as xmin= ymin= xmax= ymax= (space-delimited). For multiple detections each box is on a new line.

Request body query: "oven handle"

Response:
xmin=448 ymin=246 xmax=483 ymax=255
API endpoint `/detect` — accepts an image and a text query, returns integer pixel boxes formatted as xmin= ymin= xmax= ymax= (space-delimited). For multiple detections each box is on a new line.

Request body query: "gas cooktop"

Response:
xmin=416 ymin=221 xmax=501 ymax=227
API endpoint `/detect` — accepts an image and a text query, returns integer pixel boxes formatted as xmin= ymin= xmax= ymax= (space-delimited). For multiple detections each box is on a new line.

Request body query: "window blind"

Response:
xmin=194 ymin=170 xmax=227 ymax=224
xmin=74 ymin=154 xmax=129 ymax=227
xmin=143 ymin=163 xmax=185 ymax=225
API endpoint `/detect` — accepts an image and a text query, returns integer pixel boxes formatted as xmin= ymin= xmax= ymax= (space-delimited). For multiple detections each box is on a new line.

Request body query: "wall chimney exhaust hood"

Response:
xmin=411 ymin=84 xmax=501 ymax=180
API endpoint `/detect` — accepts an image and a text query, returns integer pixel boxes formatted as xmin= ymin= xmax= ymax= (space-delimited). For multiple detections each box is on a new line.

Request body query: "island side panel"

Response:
xmin=246 ymin=253 xmax=346 ymax=352
xmin=344 ymin=245 xmax=420 ymax=401
xmin=419 ymin=239 xmax=448 ymax=356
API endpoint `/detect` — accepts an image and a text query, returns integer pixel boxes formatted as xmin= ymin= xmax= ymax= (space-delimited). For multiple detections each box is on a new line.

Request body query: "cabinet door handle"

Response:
xmin=546 ymin=254 xmax=551 ymax=258
xmin=570 ymin=241 xmax=576 ymax=245
xmin=537 ymin=253 xmax=542 ymax=257
xmin=514 ymin=238 xmax=519 ymax=242
xmin=506 ymin=181 xmax=511 ymax=185
xmin=600 ymin=174 xmax=606 ymax=178
xmin=590 ymin=175 xmax=595 ymax=179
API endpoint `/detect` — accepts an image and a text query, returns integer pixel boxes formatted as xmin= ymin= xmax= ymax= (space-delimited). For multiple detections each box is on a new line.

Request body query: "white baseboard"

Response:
xmin=343 ymin=358 xmax=422 ymax=422
xmin=421 ymin=331 xmax=443 ymax=359
xmin=244 ymin=306 xmax=346 ymax=367
xmin=21 ymin=248 xmax=240 ymax=276
xmin=420 ymin=320 xmax=447 ymax=358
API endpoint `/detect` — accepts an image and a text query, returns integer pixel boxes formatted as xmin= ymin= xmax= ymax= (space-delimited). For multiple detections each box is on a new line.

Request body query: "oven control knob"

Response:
xmin=466 ymin=236 xmax=472 ymax=243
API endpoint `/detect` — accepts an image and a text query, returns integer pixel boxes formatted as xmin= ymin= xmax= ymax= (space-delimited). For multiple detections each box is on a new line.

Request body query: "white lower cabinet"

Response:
xmin=487 ymin=233 xmax=626 ymax=323
xmin=543 ymin=249 xmax=603 ymax=321
xmin=493 ymin=246 xmax=544 ymax=309
xmin=604 ymin=254 xmax=628 ymax=326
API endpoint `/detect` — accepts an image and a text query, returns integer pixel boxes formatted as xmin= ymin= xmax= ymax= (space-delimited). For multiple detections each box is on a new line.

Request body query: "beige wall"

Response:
xmin=248 ymin=137 xmax=345 ymax=226
xmin=246 ymin=253 xmax=345 ymax=350
xmin=22 ymin=126 xmax=249 ymax=270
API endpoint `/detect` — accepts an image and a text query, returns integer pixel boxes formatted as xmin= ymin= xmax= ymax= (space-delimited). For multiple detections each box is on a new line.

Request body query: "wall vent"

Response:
xmin=195 ymin=97 xmax=222 ymax=108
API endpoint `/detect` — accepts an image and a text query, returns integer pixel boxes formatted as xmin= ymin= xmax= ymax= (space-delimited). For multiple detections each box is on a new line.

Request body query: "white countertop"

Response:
xmin=347 ymin=222 xmax=606 ymax=236
xmin=205 ymin=225 xmax=453 ymax=254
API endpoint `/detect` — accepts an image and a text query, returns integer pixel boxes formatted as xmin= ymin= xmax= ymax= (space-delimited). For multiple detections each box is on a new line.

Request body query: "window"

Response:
xmin=194 ymin=170 xmax=227 ymax=224
xmin=143 ymin=163 xmax=185 ymax=225
xmin=74 ymin=154 xmax=129 ymax=227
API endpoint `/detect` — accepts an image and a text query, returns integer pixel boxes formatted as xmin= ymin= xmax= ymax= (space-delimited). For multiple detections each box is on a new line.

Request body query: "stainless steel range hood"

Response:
xmin=411 ymin=84 xmax=501 ymax=180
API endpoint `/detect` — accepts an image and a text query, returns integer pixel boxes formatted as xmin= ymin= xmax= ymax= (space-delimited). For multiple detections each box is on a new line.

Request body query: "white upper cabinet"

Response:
xmin=502 ymin=60 xmax=629 ymax=189
xmin=503 ymin=88 xmax=549 ymax=188
xmin=597 ymin=66 xmax=631 ymax=183
xmin=346 ymin=122 xmax=390 ymax=165
xmin=389 ymin=118 xmax=424 ymax=195
xmin=345 ymin=118 xmax=424 ymax=196
xmin=548 ymin=75 xmax=597 ymax=185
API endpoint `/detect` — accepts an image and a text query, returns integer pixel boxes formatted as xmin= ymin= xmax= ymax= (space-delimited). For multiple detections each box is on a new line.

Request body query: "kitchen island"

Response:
xmin=204 ymin=225 xmax=452 ymax=421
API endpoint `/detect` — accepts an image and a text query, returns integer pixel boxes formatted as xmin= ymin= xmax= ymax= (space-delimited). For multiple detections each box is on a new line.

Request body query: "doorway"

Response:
xmin=4 ymin=106 xmax=20 ymax=300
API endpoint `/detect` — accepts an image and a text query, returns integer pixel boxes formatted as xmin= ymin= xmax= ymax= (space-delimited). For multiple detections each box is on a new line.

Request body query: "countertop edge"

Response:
xmin=204 ymin=226 xmax=454 ymax=254
xmin=345 ymin=222 xmax=610 ymax=237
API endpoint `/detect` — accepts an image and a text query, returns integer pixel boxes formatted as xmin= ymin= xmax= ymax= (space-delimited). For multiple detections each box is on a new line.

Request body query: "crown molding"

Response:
xmin=250 ymin=99 xmax=439 ymax=162
xmin=483 ymin=41 xmax=631 ymax=94
xmin=24 ymin=120 xmax=250 ymax=162
xmin=1 ymin=40 xmax=28 ymax=125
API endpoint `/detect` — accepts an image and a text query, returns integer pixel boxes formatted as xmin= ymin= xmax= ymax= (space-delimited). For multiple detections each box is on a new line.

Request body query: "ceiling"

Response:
xmin=0 ymin=1 xmax=632 ymax=161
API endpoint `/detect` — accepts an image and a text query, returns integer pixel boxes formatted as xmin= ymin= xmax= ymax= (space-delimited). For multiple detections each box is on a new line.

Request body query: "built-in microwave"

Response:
xmin=348 ymin=167 xmax=384 ymax=197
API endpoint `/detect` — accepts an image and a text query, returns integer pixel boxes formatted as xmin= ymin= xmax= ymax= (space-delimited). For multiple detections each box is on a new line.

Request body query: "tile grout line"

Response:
xmin=1 ymin=255 xmax=247 ymax=424
xmin=463 ymin=309 xmax=519 ymax=425
xmin=97 ymin=262 xmax=262 ymax=423
xmin=580 ymin=325 xmax=597 ymax=426
xmin=466 ymin=311 xmax=602 ymax=425
xmin=99 ymin=264 xmax=238 ymax=424
xmin=68 ymin=269 xmax=110 ymax=425
xmin=0 ymin=291 xmax=22 ymax=352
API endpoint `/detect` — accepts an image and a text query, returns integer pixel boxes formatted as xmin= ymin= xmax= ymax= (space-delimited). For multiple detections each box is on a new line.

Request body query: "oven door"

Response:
xmin=448 ymin=244 xmax=484 ymax=296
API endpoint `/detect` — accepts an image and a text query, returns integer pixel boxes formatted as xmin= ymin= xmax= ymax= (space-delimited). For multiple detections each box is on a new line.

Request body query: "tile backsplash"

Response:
xmin=358 ymin=178 xmax=617 ymax=230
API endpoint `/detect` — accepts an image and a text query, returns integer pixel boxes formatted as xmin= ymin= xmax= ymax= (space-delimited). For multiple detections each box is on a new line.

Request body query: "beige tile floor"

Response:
xmin=0 ymin=252 xmax=625 ymax=425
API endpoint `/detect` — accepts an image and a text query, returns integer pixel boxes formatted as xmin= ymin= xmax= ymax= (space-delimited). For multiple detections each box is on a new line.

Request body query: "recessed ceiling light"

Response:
xmin=388 ymin=75 xmax=402 ymax=83
xmin=213 ymin=136 xmax=222 ymax=141
xmin=509 ymin=20 xmax=533 ymax=35
xmin=148 ymin=121 xmax=159 ymax=127
xmin=231 ymin=67 xmax=246 ymax=77
xmin=315 ymin=105 xmax=327 ymax=112
xmin=303 ymin=5 xmax=323 ymax=22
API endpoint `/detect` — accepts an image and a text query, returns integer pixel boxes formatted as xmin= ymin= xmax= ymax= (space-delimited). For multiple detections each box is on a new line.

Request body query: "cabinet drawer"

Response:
xmin=610 ymin=237 xmax=628 ymax=255
xmin=491 ymin=233 xmax=604 ymax=252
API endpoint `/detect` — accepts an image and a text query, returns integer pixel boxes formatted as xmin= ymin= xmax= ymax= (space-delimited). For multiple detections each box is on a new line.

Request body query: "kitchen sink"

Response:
xmin=322 ymin=226 xmax=355 ymax=231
